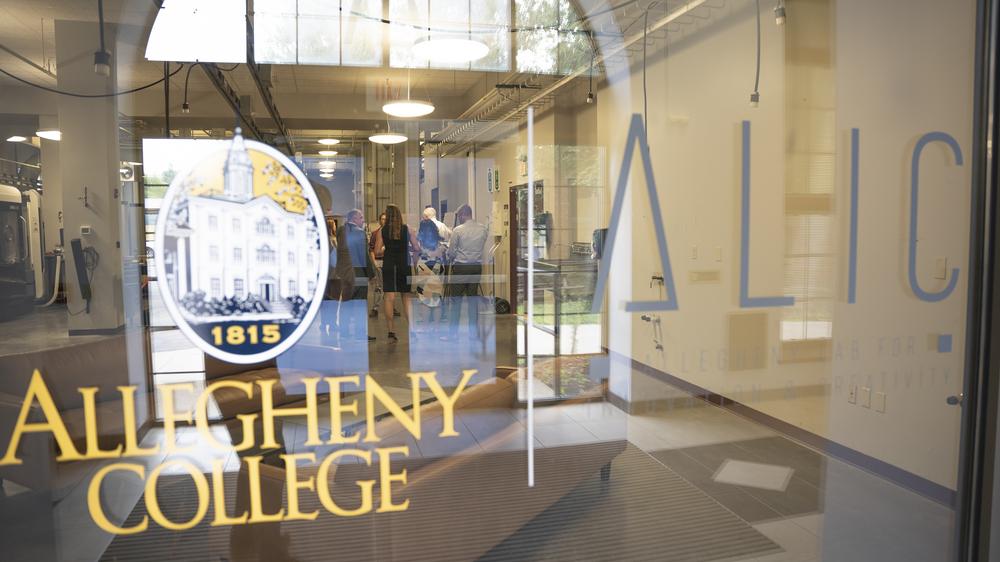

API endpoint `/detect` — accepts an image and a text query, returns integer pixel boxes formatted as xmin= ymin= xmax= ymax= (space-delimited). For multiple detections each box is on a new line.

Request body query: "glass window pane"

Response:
xmin=517 ymin=29 xmax=558 ymax=74
xmin=389 ymin=0 xmax=429 ymax=69
xmin=342 ymin=0 xmax=383 ymax=66
xmin=558 ymin=0 xmax=579 ymax=27
xmin=255 ymin=13 xmax=297 ymax=64
xmin=557 ymin=28 xmax=590 ymax=75
xmin=426 ymin=0 xmax=471 ymax=70
xmin=515 ymin=0 xmax=557 ymax=73
xmin=6 ymin=0 xmax=992 ymax=559
xmin=471 ymin=0 xmax=511 ymax=71
xmin=255 ymin=0 xmax=296 ymax=13
xmin=146 ymin=0 xmax=247 ymax=63
xmin=515 ymin=0 xmax=557 ymax=26
xmin=556 ymin=0 xmax=589 ymax=74
xmin=299 ymin=0 xmax=337 ymax=16
xmin=298 ymin=15 xmax=341 ymax=65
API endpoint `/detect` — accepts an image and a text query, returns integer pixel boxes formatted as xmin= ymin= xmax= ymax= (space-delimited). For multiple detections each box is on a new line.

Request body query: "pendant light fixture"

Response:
xmin=318 ymin=150 xmax=337 ymax=156
xmin=93 ymin=0 xmax=112 ymax=76
xmin=412 ymin=0 xmax=488 ymax=65
xmin=369 ymin=132 xmax=408 ymax=145
xmin=774 ymin=0 xmax=786 ymax=25
xmin=586 ymin=52 xmax=596 ymax=104
xmin=369 ymin=118 xmax=408 ymax=145
xmin=382 ymin=73 xmax=434 ymax=118
xmin=749 ymin=0 xmax=761 ymax=107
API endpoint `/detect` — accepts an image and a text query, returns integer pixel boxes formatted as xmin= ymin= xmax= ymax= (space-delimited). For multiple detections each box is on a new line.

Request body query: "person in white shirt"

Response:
xmin=443 ymin=204 xmax=489 ymax=340
xmin=423 ymin=206 xmax=452 ymax=242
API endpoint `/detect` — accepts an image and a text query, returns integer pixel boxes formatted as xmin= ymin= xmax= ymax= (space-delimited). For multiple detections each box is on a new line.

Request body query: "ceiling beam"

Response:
xmin=199 ymin=62 xmax=266 ymax=142
xmin=0 ymin=43 xmax=56 ymax=80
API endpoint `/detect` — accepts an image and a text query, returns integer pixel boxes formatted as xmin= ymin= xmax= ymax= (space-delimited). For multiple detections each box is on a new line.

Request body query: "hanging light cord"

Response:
xmin=0 ymin=64 xmax=183 ymax=98
xmin=97 ymin=0 xmax=107 ymax=54
xmin=752 ymin=0 xmax=761 ymax=104
xmin=644 ymin=10 xmax=649 ymax=130
xmin=642 ymin=2 xmax=659 ymax=133
xmin=183 ymin=63 xmax=198 ymax=108
xmin=589 ymin=52 xmax=594 ymax=95
xmin=183 ymin=62 xmax=241 ymax=108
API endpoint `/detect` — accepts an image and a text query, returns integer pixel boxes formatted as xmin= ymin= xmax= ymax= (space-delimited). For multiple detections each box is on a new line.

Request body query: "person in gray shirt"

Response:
xmin=444 ymin=204 xmax=489 ymax=340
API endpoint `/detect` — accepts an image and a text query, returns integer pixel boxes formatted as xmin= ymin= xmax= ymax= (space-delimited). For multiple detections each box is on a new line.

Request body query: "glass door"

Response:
xmin=0 ymin=1 xmax=996 ymax=561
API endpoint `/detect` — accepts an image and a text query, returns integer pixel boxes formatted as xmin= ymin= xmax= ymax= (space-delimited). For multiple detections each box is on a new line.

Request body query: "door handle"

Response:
xmin=946 ymin=393 xmax=964 ymax=406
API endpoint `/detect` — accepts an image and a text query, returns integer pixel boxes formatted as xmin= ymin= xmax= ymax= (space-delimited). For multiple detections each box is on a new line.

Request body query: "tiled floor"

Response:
xmin=651 ymin=438 xmax=823 ymax=524
xmin=1 ymin=389 xmax=955 ymax=562
xmin=0 ymin=305 xmax=108 ymax=356
xmin=0 ymin=308 xmax=955 ymax=561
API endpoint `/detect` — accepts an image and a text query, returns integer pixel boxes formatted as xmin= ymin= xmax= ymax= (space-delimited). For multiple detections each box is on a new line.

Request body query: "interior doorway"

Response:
xmin=259 ymin=280 xmax=275 ymax=302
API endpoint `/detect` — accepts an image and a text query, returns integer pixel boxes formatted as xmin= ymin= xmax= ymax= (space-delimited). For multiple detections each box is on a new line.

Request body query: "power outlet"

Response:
xmin=860 ymin=386 xmax=872 ymax=408
xmin=848 ymin=385 xmax=857 ymax=404
xmin=874 ymin=392 xmax=886 ymax=413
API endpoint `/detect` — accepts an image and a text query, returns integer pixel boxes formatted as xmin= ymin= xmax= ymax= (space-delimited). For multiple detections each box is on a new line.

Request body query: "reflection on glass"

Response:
xmin=253 ymin=0 xmax=594 ymax=73
xmin=389 ymin=0 xmax=429 ymax=69
xmin=343 ymin=0 xmax=383 ymax=67
xmin=0 ymin=0 xmax=993 ymax=561
xmin=254 ymin=12 xmax=297 ymax=64
xmin=471 ymin=0 xmax=511 ymax=71
xmin=145 ymin=0 xmax=247 ymax=63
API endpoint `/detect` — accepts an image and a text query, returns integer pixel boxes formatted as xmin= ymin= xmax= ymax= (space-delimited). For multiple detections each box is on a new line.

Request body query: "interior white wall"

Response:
xmin=477 ymin=0 xmax=974 ymax=489
xmin=600 ymin=0 xmax=801 ymax=399
xmin=55 ymin=20 xmax=125 ymax=334
xmin=476 ymin=111 xmax=559 ymax=303
xmin=825 ymin=0 xmax=974 ymax=489
xmin=424 ymin=153 xmax=470 ymax=220
xmin=38 ymin=116 xmax=63 ymax=253
xmin=593 ymin=0 xmax=973 ymax=488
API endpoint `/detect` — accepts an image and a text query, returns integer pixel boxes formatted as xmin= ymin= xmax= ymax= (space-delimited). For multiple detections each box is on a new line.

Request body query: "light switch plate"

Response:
xmin=691 ymin=246 xmax=698 ymax=260
xmin=860 ymin=386 xmax=872 ymax=408
xmin=935 ymin=258 xmax=948 ymax=280
xmin=714 ymin=246 xmax=723 ymax=262
xmin=848 ymin=385 xmax=857 ymax=404
xmin=874 ymin=392 xmax=886 ymax=413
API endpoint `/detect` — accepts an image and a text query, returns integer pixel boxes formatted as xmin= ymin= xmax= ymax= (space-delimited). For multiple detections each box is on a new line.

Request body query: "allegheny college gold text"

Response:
xmin=0 ymin=369 xmax=477 ymax=534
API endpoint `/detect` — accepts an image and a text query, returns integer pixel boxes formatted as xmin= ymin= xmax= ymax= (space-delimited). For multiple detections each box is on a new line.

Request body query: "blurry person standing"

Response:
xmin=341 ymin=209 xmax=375 ymax=342
xmin=324 ymin=216 xmax=353 ymax=347
xmin=369 ymin=211 xmax=387 ymax=317
xmin=444 ymin=204 xmax=488 ymax=341
xmin=381 ymin=204 xmax=421 ymax=343
xmin=423 ymin=205 xmax=452 ymax=242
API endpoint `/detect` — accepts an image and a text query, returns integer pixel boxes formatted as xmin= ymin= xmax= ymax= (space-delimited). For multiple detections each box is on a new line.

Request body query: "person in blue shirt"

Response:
xmin=339 ymin=209 xmax=375 ymax=342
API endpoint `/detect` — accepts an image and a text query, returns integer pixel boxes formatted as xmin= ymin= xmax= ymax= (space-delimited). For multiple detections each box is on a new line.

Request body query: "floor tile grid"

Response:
xmin=640 ymin=446 xmax=790 ymax=550
xmin=671 ymin=441 xmax=822 ymax=520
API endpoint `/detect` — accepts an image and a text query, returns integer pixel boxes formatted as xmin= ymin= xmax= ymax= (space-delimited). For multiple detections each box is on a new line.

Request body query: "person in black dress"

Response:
xmin=381 ymin=204 xmax=421 ymax=342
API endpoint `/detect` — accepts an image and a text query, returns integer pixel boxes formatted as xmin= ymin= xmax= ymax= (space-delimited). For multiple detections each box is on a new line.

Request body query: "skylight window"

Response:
xmin=145 ymin=0 xmax=247 ymax=63
xmin=247 ymin=0 xmax=587 ymax=74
